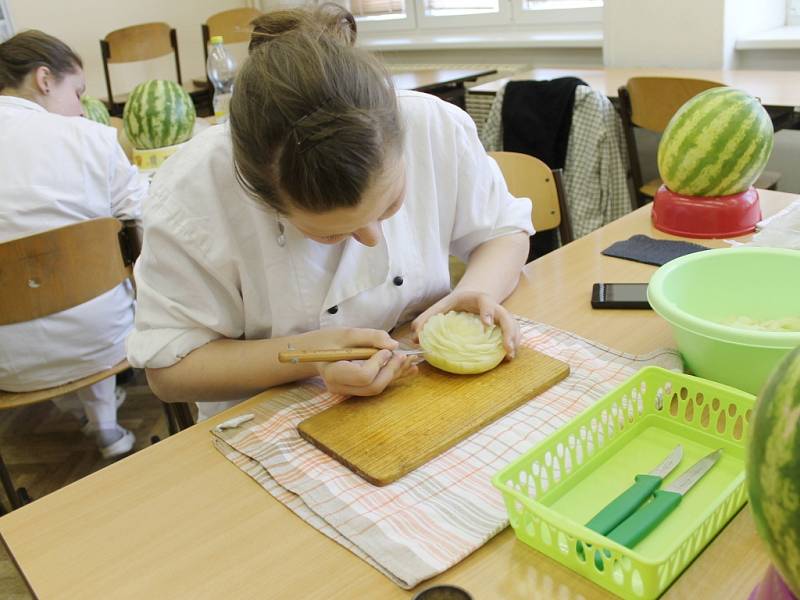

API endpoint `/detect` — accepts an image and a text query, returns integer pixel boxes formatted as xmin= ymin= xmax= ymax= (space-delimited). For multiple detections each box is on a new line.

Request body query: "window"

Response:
xmin=424 ymin=0 xmax=500 ymax=18
xmin=789 ymin=0 xmax=800 ymax=25
xmin=352 ymin=0 xmax=602 ymax=32
xmin=0 ymin=0 xmax=13 ymax=43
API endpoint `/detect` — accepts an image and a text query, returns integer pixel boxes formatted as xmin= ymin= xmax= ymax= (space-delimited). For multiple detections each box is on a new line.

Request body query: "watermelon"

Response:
xmin=657 ymin=87 xmax=774 ymax=197
xmin=747 ymin=345 xmax=800 ymax=597
xmin=80 ymin=95 xmax=110 ymax=125
xmin=122 ymin=80 xmax=196 ymax=150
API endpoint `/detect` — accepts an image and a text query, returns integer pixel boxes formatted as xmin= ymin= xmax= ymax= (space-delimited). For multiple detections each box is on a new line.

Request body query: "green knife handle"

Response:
xmin=607 ymin=490 xmax=682 ymax=548
xmin=586 ymin=474 xmax=663 ymax=535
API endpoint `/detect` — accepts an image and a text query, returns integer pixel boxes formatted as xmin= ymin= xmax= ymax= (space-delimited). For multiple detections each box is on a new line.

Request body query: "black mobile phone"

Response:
xmin=591 ymin=283 xmax=651 ymax=309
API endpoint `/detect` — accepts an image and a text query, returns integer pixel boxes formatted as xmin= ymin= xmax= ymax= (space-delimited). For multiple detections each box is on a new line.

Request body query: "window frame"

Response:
xmin=511 ymin=2 xmax=602 ymax=25
xmin=354 ymin=0 xmax=602 ymax=33
xmin=788 ymin=0 xmax=800 ymax=26
xmin=0 ymin=0 xmax=14 ymax=43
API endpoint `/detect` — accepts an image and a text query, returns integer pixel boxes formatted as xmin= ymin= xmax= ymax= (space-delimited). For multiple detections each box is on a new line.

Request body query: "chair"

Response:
xmin=0 ymin=219 xmax=193 ymax=509
xmin=618 ymin=77 xmax=781 ymax=209
xmin=202 ymin=8 xmax=262 ymax=65
xmin=450 ymin=151 xmax=573 ymax=286
xmin=100 ymin=22 xmax=196 ymax=116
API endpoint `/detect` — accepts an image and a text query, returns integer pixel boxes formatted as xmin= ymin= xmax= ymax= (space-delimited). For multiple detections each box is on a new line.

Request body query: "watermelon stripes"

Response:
xmin=80 ymin=96 xmax=110 ymax=126
xmin=122 ymin=80 xmax=196 ymax=149
xmin=747 ymin=346 xmax=800 ymax=596
xmin=657 ymin=88 xmax=774 ymax=196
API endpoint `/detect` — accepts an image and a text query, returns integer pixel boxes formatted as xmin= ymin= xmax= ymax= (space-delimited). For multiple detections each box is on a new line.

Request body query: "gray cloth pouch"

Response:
xmin=602 ymin=234 xmax=709 ymax=266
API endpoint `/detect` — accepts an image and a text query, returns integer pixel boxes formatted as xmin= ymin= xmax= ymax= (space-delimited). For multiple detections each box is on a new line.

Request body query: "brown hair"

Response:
xmin=249 ymin=3 xmax=357 ymax=53
xmin=231 ymin=19 xmax=401 ymax=214
xmin=0 ymin=30 xmax=82 ymax=93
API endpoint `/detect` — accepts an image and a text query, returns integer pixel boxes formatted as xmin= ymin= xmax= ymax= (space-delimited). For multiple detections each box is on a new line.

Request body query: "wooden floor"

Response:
xmin=0 ymin=372 xmax=175 ymax=598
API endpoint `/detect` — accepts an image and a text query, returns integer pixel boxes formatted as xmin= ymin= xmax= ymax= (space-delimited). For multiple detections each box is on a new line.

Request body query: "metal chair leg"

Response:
xmin=173 ymin=403 xmax=195 ymax=431
xmin=0 ymin=449 xmax=23 ymax=510
xmin=162 ymin=403 xmax=179 ymax=436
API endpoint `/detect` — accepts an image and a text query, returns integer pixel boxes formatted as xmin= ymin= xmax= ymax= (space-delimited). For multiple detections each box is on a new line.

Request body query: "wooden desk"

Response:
xmin=0 ymin=189 xmax=795 ymax=599
xmin=391 ymin=68 xmax=497 ymax=109
xmin=470 ymin=67 xmax=800 ymax=106
xmin=470 ymin=67 xmax=800 ymax=124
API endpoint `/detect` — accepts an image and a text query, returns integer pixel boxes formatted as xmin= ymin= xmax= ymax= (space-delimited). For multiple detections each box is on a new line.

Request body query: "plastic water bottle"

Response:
xmin=206 ymin=35 xmax=236 ymax=123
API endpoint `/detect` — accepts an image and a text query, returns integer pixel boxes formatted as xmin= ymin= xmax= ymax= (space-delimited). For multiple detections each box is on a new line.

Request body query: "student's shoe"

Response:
xmin=80 ymin=386 xmax=127 ymax=436
xmin=98 ymin=426 xmax=135 ymax=460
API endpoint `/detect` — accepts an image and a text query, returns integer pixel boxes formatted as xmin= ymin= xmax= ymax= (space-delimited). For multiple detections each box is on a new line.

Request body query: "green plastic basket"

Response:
xmin=492 ymin=366 xmax=756 ymax=600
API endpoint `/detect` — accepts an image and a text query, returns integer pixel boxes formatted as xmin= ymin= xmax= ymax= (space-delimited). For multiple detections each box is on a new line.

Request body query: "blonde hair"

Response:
xmin=231 ymin=16 xmax=401 ymax=213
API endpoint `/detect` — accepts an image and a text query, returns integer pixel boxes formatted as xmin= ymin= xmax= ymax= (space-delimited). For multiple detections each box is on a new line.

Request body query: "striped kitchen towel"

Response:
xmin=212 ymin=318 xmax=681 ymax=588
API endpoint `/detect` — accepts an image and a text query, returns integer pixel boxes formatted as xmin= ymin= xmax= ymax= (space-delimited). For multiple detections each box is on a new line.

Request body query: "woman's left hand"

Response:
xmin=410 ymin=289 xmax=520 ymax=359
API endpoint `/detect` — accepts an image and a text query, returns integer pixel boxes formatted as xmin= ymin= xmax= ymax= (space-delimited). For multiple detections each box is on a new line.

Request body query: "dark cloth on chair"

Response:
xmin=502 ymin=77 xmax=586 ymax=170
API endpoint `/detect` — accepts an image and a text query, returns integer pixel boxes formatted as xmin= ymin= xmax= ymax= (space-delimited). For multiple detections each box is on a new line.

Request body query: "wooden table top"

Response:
xmin=391 ymin=68 xmax=497 ymax=91
xmin=469 ymin=66 xmax=800 ymax=107
xmin=0 ymin=189 xmax=795 ymax=599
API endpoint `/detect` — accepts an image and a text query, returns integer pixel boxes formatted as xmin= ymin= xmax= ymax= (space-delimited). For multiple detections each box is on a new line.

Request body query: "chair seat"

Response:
xmin=641 ymin=171 xmax=782 ymax=198
xmin=0 ymin=359 xmax=130 ymax=410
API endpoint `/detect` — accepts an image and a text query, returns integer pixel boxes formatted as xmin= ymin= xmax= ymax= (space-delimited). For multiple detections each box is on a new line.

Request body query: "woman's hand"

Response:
xmin=410 ymin=289 xmax=520 ymax=359
xmin=299 ymin=327 xmax=419 ymax=396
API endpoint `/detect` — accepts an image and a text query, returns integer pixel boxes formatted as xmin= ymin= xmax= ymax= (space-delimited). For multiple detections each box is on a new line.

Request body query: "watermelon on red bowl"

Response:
xmin=657 ymin=87 xmax=774 ymax=198
xmin=652 ymin=184 xmax=762 ymax=238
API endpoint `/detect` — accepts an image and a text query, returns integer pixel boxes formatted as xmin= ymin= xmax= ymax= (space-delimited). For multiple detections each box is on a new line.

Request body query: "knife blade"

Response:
xmin=586 ymin=444 xmax=684 ymax=535
xmin=606 ymin=448 xmax=722 ymax=548
xmin=278 ymin=347 xmax=425 ymax=363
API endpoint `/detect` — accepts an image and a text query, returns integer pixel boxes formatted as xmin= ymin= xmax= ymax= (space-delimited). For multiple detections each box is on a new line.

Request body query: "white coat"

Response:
xmin=0 ymin=96 xmax=148 ymax=391
xmin=127 ymin=91 xmax=534 ymax=419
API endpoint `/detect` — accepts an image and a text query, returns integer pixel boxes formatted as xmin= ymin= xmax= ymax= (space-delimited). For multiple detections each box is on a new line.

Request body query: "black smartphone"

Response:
xmin=591 ymin=283 xmax=651 ymax=309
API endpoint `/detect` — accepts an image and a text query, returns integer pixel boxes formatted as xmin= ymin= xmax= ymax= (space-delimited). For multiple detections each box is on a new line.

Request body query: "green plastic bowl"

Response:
xmin=647 ymin=247 xmax=800 ymax=395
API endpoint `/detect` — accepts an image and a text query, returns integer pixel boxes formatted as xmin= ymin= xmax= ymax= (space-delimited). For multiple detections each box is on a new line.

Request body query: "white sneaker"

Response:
xmin=98 ymin=427 xmax=135 ymax=459
xmin=80 ymin=386 xmax=127 ymax=436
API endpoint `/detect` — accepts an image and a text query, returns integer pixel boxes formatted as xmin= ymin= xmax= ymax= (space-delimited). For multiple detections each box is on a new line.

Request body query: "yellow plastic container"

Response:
xmin=492 ymin=366 xmax=755 ymax=600
xmin=131 ymin=142 xmax=185 ymax=171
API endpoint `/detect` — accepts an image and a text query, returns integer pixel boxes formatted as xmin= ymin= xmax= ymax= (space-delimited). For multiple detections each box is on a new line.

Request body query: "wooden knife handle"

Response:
xmin=278 ymin=347 xmax=379 ymax=363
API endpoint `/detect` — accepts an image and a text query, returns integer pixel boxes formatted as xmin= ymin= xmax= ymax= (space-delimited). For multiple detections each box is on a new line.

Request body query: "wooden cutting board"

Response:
xmin=297 ymin=346 xmax=570 ymax=486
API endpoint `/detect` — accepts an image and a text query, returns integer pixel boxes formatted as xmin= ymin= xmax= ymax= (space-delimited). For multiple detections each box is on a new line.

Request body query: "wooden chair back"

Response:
xmin=202 ymin=8 xmax=262 ymax=63
xmin=0 ymin=219 xmax=133 ymax=326
xmin=100 ymin=22 xmax=182 ymax=113
xmin=624 ymin=77 xmax=724 ymax=132
xmin=488 ymin=151 xmax=573 ymax=244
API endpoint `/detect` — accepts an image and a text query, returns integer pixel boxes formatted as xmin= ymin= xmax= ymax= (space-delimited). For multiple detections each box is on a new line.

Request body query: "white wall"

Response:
xmin=603 ymin=0 xmax=727 ymax=68
xmin=7 ymin=0 xmax=249 ymax=99
xmin=723 ymin=0 xmax=785 ymax=68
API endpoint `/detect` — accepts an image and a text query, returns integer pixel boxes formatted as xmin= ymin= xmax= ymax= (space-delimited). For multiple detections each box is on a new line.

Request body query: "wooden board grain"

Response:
xmin=297 ymin=346 xmax=570 ymax=486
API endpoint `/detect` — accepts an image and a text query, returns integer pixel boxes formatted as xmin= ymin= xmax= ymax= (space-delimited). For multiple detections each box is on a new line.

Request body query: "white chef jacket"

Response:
xmin=0 ymin=96 xmax=148 ymax=391
xmin=128 ymin=90 xmax=534 ymax=419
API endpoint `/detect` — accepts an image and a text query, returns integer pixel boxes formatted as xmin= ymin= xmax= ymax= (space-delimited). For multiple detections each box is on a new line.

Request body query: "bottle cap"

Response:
xmin=210 ymin=35 xmax=224 ymax=45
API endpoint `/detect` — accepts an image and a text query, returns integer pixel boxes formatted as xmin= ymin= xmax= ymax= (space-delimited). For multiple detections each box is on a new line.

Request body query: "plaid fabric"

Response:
xmin=480 ymin=85 xmax=633 ymax=239
xmin=212 ymin=318 xmax=681 ymax=589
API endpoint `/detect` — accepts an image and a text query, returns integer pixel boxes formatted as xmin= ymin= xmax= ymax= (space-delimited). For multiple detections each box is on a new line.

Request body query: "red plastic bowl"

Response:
xmin=651 ymin=185 xmax=762 ymax=238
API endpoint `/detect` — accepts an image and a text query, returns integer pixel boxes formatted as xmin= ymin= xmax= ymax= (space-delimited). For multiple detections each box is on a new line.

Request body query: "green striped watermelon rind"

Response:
xmin=657 ymin=88 xmax=774 ymax=197
xmin=122 ymin=80 xmax=196 ymax=150
xmin=746 ymin=345 xmax=800 ymax=597
xmin=80 ymin=95 xmax=110 ymax=126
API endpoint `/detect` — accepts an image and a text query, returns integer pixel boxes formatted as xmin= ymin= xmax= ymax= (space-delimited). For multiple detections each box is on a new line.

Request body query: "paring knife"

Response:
xmin=278 ymin=347 xmax=426 ymax=363
xmin=586 ymin=445 xmax=684 ymax=535
xmin=605 ymin=448 xmax=722 ymax=548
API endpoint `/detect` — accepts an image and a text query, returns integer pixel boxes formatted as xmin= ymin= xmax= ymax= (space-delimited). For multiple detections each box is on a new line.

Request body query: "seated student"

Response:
xmin=128 ymin=8 xmax=533 ymax=420
xmin=0 ymin=31 xmax=148 ymax=458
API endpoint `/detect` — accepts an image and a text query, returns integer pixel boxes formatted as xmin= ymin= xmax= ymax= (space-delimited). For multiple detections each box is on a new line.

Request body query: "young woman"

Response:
xmin=0 ymin=30 xmax=147 ymax=457
xmin=128 ymin=10 xmax=533 ymax=420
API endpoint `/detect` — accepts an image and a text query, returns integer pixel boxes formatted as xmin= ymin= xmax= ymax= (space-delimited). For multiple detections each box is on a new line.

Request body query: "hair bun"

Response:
xmin=248 ymin=3 xmax=357 ymax=54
